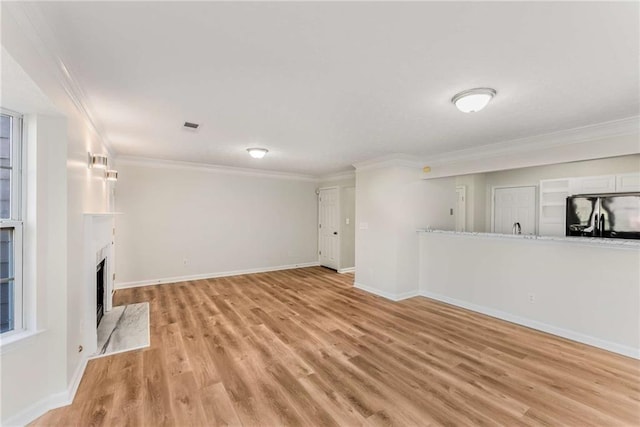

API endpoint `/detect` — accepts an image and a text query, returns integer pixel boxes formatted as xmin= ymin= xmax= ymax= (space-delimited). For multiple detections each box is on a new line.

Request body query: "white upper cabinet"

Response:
xmin=616 ymin=172 xmax=640 ymax=192
xmin=539 ymin=178 xmax=571 ymax=236
xmin=570 ymin=175 xmax=616 ymax=195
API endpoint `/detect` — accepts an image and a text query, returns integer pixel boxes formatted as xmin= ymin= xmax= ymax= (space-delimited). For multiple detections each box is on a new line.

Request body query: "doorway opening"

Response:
xmin=318 ymin=187 xmax=340 ymax=270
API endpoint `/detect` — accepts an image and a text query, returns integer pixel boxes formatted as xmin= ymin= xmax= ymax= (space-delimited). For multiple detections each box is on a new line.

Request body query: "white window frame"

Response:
xmin=1 ymin=108 xmax=24 ymax=336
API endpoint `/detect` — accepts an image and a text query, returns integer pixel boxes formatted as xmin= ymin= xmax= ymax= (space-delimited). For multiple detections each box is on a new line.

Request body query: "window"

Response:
xmin=1 ymin=110 xmax=23 ymax=334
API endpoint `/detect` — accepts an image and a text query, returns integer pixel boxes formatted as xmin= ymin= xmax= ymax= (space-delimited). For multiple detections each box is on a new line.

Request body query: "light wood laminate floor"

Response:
xmin=31 ymin=267 xmax=639 ymax=426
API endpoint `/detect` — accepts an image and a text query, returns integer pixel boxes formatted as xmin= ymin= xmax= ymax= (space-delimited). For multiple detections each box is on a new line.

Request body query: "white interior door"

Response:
xmin=318 ymin=188 xmax=340 ymax=270
xmin=493 ymin=186 xmax=537 ymax=235
xmin=455 ymin=186 xmax=466 ymax=232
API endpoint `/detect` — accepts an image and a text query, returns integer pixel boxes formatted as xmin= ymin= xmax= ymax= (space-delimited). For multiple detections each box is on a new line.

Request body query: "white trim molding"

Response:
xmin=352 ymin=154 xmax=424 ymax=172
xmin=116 ymin=156 xmax=318 ymax=182
xmin=319 ymin=170 xmax=356 ymax=183
xmin=353 ymin=282 xmax=419 ymax=302
xmin=115 ymin=262 xmax=321 ymax=289
xmin=337 ymin=267 xmax=355 ymax=274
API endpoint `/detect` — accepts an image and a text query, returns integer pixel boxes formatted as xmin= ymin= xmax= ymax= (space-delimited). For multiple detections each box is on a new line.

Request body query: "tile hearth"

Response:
xmin=95 ymin=302 xmax=149 ymax=357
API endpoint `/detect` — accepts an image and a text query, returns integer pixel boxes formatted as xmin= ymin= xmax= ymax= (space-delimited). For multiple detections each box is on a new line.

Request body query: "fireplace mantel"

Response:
xmin=83 ymin=212 xmax=124 ymax=216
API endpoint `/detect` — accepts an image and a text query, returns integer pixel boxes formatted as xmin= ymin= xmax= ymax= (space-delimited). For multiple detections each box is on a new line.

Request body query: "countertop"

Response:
xmin=417 ymin=229 xmax=640 ymax=249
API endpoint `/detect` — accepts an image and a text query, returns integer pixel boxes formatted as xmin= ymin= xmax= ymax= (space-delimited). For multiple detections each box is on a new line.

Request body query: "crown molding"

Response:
xmin=318 ymin=170 xmax=356 ymax=182
xmin=116 ymin=156 xmax=319 ymax=182
xmin=352 ymin=154 xmax=423 ymax=172
xmin=423 ymin=116 xmax=640 ymax=167
xmin=4 ymin=2 xmax=115 ymax=157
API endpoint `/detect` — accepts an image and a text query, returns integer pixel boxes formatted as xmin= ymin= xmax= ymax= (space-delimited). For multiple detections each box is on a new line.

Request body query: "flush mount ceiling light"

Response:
xmin=247 ymin=147 xmax=268 ymax=159
xmin=88 ymin=152 xmax=108 ymax=169
xmin=451 ymin=88 xmax=497 ymax=113
xmin=105 ymin=170 xmax=118 ymax=182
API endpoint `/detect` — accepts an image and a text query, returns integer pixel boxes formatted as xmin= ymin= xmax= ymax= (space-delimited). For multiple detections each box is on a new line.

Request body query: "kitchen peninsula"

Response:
xmin=418 ymin=229 xmax=640 ymax=359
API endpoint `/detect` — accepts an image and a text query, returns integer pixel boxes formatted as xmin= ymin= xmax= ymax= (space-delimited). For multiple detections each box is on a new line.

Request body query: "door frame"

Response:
xmin=491 ymin=185 xmax=538 ymax=234
xmin=455 ymin=185 xmax=466 ymax=232
xmin=317 ymin=186 xmax=341 ymax=270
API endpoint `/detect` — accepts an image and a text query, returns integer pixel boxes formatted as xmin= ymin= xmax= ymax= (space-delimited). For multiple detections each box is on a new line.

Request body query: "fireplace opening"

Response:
xmin=96 ymin=259 xmax=106 ymax=327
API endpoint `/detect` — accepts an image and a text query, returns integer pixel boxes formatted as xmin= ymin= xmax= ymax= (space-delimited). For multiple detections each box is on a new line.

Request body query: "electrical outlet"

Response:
xmin=183 ymin=258 xmax=188 ymax=266
xmin=528 ymin=293 xmax=536 ymax=304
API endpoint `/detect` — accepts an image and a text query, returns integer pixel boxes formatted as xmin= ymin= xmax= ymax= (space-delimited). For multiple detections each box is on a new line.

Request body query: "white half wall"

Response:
xmin=419 ymin=232 xmax=640 ymax=358
xmin=114 ymin=160 xmax=319 ymax=287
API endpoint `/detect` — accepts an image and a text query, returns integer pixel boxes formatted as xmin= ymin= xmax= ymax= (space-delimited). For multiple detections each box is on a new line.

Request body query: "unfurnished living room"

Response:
xmin=1 ymin=1 xmax=639 ymax=426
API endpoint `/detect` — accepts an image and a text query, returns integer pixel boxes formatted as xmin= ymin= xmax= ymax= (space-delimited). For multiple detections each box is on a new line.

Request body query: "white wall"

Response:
xmin=114 ymin=160 xmax=319 ymax=286
xmin=419 ymin=232 xmax=640 ymax=358
xmin=2 ymin=7 xmax=112 ymax=425
xmin=355 ymin=163 xmax=455 ymax=299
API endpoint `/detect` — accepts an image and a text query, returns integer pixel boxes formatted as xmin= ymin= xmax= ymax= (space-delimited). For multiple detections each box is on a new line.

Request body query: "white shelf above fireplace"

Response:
xmin=83 ymin=212 xmax=124 ymax=216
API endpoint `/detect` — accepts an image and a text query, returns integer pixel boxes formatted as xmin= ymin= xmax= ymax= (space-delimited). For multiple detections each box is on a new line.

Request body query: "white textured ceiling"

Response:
xmin=32 ymin=1 xmax=640 ymax=175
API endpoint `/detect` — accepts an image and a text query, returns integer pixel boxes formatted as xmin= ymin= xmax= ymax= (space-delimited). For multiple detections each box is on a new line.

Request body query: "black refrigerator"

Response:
xmin=566 ymin=193 xmax=640 ymax=239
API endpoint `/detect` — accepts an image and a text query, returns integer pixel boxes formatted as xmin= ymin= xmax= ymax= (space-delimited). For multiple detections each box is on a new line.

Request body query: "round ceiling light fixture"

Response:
xmin=247 ymin=147 xmax=269 ymax=159
xmin=451 ymin=88 xmax=496 ymax=113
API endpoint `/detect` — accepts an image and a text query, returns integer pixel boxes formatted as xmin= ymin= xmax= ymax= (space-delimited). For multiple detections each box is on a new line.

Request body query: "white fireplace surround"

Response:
xmin=83 ymin=213 xmax=121 ymax=355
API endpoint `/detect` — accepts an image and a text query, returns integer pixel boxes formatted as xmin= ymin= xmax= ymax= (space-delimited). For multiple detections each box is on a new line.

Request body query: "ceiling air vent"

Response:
xmin=183 ymin=121 xmax=200 ymax=130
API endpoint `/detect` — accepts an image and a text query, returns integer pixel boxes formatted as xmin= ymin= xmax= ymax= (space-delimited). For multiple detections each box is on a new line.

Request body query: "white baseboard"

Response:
xmin=419 ymin=290 xmax=640 ymax=360
xmin=66 ymin=355 xmax=88 ymax=405
xmin=3 ymin=355 xmax=88 ymax=427
xmin=338 ymin=267 xmax=355 ymax=274
xmin=353 ymin=282 xmax=419 ymax=302
xmin=396 ymin=289 xmax=420 ymax=300
xmin=115 ymin=261 xmax=321 ymax=289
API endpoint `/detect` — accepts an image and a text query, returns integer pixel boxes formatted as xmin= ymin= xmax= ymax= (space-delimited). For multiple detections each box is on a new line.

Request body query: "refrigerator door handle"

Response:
xmin=593 ymin=213 xmax=599 ymax=236
xmin=584 ymin=212 xmax=596 ymax=234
